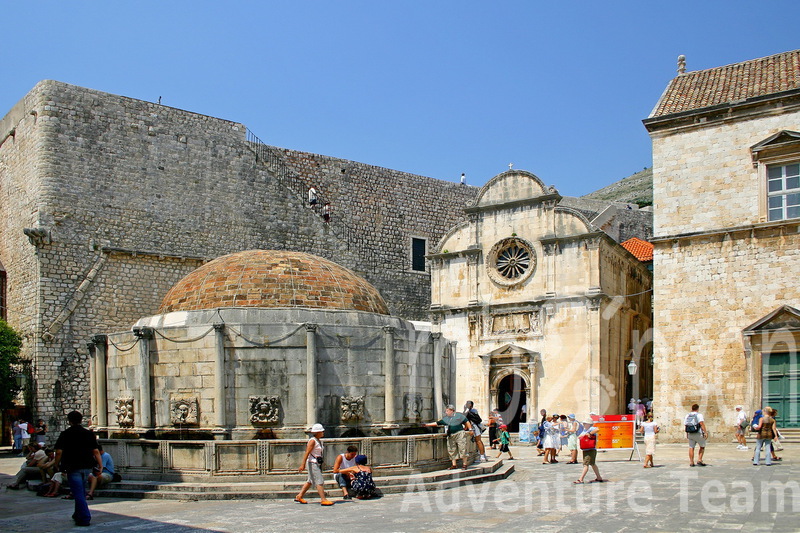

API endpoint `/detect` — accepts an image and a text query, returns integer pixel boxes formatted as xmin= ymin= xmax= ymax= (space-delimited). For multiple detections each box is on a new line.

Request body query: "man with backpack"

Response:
xmin=684 ymin=403 xmax=708 ymax=467
xmin=463 ymin=401 xmax=488 ymax=463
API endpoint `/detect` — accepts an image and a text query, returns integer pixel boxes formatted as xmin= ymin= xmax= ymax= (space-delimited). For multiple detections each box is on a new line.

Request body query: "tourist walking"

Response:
xmin=463 ymin=401 xmax=488 ymax=462
xmin=574 ymin=419 xmax=604 ymax=484
xmin=493 ymin=424 xmax=514 ymax=460
xmin=734 ymin=405 xmax=748 ymax=450
xmin=295 ymin=423 xmax=334 ymax=506
xmin=424 ymin=404 xmax=473 ymax=470
xmin=639 ymin=415 xmax=659 ymax=468
xmin=537 ymin=409 xmax=547 ymax=456
xmin=53 ymin=411 xmax=103 ymax=527
xmin=12 ymin=420 xmax=23 ymax=452
xmin=684 ymin=403 xmax=708 ymax=467
xmin=752 ymin=407 xmax=775 ymax=466
xmin=308 ymin=186 xmax=318 ymax=206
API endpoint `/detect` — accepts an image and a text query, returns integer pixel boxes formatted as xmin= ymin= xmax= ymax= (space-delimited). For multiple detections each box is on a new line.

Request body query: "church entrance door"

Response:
xmin=762 ymin=352 xmax=799 ymax=428
xmin=498 ymin=373 xmax=526 ymax=432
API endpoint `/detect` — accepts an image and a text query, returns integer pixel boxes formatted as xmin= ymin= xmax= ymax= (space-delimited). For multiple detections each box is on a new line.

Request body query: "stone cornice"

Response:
xmin=651 ymin=219 xmax=800 ymax=245
xmin=643 ymin=88 xmax=800 ymax=135
xmin=463 ymin=193 xmax=561 ymax=215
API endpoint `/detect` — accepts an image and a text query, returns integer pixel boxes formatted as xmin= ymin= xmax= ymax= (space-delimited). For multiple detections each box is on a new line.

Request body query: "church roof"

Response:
xmin=159 ymin=250 xmax=389 ymax=315
xmin=649 ymin=49 xmax=800 ymax=118
xmin=620 ymin=237 xmax=653 ymax=262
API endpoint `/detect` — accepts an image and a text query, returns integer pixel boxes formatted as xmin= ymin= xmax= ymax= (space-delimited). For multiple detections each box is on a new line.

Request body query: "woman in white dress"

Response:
xmin=639 ymin=415 xmax=659 ymax=468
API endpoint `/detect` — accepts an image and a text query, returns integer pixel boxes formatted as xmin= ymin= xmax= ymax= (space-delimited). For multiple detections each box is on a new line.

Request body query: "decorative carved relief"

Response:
xmin=115 ymin=397 xmax=134 ymax=427
xmin=249 ymin=395 xmax=280 ymax=425
xmin=403 ymin=393 xmax=423 ymax=421
xmin=341 ymin=396 xmax=365 ymax=423
xmin=487 ymin=310 xmax=543 ymax=336
xmin=170 ymin=396 xmax=199 ymax=425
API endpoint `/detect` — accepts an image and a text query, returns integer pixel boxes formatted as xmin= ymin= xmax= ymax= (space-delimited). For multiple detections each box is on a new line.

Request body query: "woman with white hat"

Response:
xmin=294 ymin=423 xmax=334 ymax=506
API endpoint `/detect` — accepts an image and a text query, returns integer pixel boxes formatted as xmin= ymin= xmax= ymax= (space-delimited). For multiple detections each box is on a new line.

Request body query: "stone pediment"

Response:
xmin=751 ymin=130 xmax=800 ymax=163
xmin=485 ymin=343 xmax=539 ymax=364
xmin=743 ymin=305 xmax=800 ymax=334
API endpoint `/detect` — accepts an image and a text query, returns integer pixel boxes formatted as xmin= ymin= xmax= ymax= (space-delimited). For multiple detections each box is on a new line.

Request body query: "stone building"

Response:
xmin=429 ymin=170 xmax=653 ymax=428
xmin=644 ymin=50 xmax=800 ymax=438
xmin=0 ymin=80 xmax=475 ymax=429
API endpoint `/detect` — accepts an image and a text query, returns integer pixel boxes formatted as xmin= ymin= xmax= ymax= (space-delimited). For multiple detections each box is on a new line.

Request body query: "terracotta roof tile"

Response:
xmin=620 ymin=237 xmax=653 ymax=262
xmin=650 ymin=50 xmax=800 ymax=118
xmin=159 ymin=250 xmax=389 ymax=315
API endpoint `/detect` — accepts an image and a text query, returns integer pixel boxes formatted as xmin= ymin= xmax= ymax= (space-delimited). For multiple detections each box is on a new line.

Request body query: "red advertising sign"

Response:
xmin=589 ymin=416 xmax=636 ymax=450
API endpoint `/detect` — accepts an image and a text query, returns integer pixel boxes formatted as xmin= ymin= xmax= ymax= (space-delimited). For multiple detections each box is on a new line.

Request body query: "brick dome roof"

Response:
xmin=159 ymin=250 xmax=389 ymax=315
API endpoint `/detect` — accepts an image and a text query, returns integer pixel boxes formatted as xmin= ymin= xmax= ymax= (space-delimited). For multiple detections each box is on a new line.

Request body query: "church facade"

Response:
xmin=429 ymin=171 xmax=653 ymax=427
xmin=644 ymin=50 xmax=800 ymax=438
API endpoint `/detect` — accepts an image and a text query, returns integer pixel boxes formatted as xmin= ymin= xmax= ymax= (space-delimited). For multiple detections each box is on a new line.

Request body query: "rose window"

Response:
xmin=487 ymin=237 xmax=536 ymax=286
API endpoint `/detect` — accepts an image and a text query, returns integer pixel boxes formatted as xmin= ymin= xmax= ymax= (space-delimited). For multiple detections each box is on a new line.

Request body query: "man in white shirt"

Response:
xmin=684 ymin=403 xmax=708 ymax=467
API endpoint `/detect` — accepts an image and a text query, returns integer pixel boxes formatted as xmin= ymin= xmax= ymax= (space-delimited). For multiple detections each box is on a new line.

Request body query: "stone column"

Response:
xmin=213 ymin=324 xmax=226 ymax=428
xmin=432 ymin=333 xmax=443 ymax=420
xmin=305 ymin=324 xmax=318 ymax=426
xmin=383 ymin=326 xmax=396 ymax=423
xmin=93 ymin=335 xmax=108 ymax=427
xmin=528 ymin=356 xmax=539 ymax=425
xmin=87 ymin=342 xmax=97 ymax=427
xmin=133 ymin=327 xmax=153 ymax=429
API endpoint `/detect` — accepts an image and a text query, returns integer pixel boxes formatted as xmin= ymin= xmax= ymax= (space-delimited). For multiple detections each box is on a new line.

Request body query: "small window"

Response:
xmin=411 ymin=238 xmax=427 ymax=272
xmin=767 ymin=163 xmax=800 ymax=221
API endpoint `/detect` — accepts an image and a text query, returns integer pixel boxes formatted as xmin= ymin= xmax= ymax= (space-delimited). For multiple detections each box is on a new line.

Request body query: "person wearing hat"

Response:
xmin=566 ymin=414 xmax=580 ymax=464
xmin=295 ymin=424 xmax=334 ymax=506
xmin=734 ymin=405 xmax=748 ymax=450
xmin=574 ymin=419 xmax=604 ymax=484
xmin=492 ymin=424 xmax=514 ymax=460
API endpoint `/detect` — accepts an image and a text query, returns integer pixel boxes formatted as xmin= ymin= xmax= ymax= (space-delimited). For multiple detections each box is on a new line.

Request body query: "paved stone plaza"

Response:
xmin=1 ymin=442 xmax=797 ymax=532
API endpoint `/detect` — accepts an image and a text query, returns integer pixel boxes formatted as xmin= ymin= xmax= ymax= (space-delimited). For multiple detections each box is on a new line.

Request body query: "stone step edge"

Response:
xmin=101 ymin=460 xmax=505 ymax=492
xmin=98 ymin=464 xmax=515 ymax=500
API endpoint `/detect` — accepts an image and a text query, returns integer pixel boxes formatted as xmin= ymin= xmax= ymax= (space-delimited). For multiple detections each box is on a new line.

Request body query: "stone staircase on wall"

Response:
xmin=246 ymin=131 xmax=369 ymax=260
xmin=95 ymin=460 xmax=513 ymax=500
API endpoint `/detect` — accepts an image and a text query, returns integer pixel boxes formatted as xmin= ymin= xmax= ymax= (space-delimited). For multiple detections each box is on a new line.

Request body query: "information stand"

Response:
xmin=590 ymin=414 xmax=641 ymax=461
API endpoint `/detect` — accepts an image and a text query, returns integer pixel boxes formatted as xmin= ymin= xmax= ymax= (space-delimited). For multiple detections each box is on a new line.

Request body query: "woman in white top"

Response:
xmin=295 ymin=424 xmax=334 ymax=506
xmin=638 ymin=415 xmax=659 ymax=468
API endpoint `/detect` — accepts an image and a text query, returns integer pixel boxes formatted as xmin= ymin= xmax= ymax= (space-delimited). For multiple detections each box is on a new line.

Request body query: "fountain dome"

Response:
xmin=159 ymin=249 xmax=388 ymax=315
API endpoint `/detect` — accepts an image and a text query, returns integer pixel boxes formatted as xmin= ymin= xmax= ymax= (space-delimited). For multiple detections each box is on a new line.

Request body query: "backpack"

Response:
xmin=465 ymin=410 xmax=482 ymax=426
xmin=685 ymin=413 xmax=701 ymax=433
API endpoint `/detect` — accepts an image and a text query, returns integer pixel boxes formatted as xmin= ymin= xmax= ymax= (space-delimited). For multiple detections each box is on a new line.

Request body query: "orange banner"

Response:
xmin=593 ymin=421 xmax=635 ymax=449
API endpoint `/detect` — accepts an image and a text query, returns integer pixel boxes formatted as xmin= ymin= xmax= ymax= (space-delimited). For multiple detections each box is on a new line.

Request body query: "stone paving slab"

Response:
xmin=1 ymin=442 xmax=797 ymax=532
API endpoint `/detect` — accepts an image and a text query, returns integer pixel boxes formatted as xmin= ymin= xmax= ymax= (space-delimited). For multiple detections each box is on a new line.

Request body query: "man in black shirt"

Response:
xmin=54 ymin=411 xmax=102 ymax=527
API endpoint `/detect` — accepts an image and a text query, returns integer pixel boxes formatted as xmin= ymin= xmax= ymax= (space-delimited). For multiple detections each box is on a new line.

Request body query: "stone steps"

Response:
xmin=96 ymin=460 xmax=514 ymax=500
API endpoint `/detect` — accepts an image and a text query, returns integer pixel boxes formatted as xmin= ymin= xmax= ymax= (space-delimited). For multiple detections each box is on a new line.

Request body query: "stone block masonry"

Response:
xmin=0 ymin=80 xmax=478 ymax=429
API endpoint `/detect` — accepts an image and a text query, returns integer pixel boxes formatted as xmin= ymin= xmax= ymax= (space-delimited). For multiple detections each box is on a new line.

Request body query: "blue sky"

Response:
xmin=3 ymin=1 xmax=799 ymax=196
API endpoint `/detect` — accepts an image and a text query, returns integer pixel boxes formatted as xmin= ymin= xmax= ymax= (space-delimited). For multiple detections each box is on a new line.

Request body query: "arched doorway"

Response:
xmin=497 ymin=374 xmax=526 ymax=432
